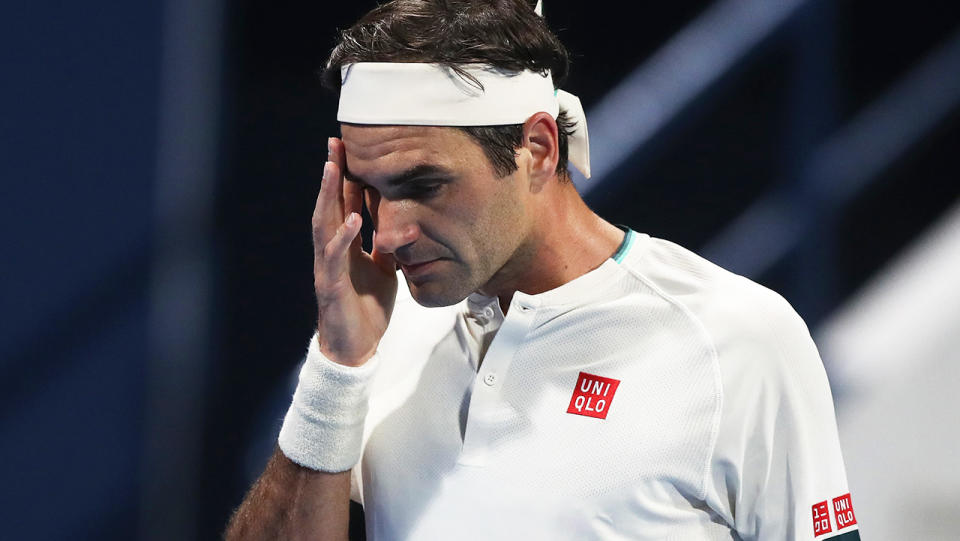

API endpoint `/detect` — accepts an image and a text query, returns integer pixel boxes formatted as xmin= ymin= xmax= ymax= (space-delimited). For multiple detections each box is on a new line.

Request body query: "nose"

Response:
xmin=370 ymin=198 xmax=421 ymax=255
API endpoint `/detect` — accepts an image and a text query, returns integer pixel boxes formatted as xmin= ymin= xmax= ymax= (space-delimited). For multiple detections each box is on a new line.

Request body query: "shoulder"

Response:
xmin=623 ymin=237 xmax=849 ymax=537
xmin=619 ymin=234 xmax=822 ymax=381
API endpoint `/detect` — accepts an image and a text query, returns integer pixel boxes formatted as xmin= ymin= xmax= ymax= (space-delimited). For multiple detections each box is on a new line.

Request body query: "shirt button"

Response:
xmin=483 ymin=373 xmax=497 ymax=386
xmin=482 ymin=306 xmax=495 ymax=320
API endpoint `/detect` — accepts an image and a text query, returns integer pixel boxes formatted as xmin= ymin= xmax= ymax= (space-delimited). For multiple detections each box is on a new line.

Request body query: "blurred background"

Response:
xmin=2 ymin=0 xmax=958 ymax=539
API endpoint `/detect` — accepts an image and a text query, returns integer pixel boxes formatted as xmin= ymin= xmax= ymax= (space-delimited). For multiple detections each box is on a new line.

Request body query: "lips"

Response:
xmin=400 ymin=259 xmax=440 ymax=277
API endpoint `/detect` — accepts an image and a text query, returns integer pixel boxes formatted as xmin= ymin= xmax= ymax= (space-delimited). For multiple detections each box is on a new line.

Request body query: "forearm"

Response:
xmin=225 ymin=446 xmax=351 ymax=541
xmin=227 ymin=136 xmax=391 ymax=540
xmin=226 ymin=335 xmax=378 ymax=540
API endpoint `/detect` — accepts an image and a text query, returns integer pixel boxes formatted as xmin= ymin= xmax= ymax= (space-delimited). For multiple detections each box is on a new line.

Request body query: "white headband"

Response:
xmin=337 ymin=62 xmax=591 ymax=178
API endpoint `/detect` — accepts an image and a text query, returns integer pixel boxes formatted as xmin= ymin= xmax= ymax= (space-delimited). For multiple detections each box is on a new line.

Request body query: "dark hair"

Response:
xmin=324 ymin=0 xmax=577 ymax=179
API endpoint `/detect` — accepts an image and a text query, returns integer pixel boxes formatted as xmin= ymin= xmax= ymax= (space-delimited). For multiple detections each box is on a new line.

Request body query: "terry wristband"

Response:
xmin=278 ymin=334 xmax=381 ymax=472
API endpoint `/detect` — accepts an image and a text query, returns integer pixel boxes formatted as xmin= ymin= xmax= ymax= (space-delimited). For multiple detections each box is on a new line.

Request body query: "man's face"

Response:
xmin=341 ymin=124 xmax=533 ymax=307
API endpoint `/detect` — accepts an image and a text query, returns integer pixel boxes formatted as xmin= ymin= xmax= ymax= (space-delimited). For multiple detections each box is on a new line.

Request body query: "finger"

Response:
xmin=344 ymin=177 xmax=363 ymax=218
xmin=322 ymin=212 xmax=363 ymax=284
xmin=329 ymin=137 xmax=347 ymax=211
xmin=329 ymin=136 xmax=345 ymax=171
xmin=313 ymin=160 xmax=345 ymax=247
xmin=342 ymin=179 xmax=365 ymax=252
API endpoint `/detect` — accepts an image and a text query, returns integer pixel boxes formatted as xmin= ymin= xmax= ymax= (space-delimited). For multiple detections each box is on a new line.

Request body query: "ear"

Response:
xmin=521 ymin=112 xmax=560 ymax=191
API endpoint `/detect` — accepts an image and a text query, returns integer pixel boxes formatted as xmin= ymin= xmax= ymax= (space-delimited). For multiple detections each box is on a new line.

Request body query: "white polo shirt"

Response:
xmin=346 ymin=231 xmax=859 ymax=540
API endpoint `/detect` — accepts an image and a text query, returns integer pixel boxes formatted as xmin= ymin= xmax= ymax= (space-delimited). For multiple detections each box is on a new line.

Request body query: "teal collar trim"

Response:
xmin=612 ymin=228 xmax=637 ymax=264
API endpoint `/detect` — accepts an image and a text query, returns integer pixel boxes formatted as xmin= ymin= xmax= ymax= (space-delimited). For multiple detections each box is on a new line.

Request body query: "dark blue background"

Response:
xmin=1 ymin=1 xmax=957 ymax=539
xmin=1 ymin=2 xmax=160 ymax=539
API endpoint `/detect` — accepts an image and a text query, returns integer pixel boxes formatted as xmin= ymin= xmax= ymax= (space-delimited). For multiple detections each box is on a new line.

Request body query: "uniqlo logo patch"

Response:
xmin=832 ymin=493 xmax=858 ymax=529
xmin=566 ymin=372 xmax=620 ymax=419
xmin=812 ymin=500 xmax=832 ymax=537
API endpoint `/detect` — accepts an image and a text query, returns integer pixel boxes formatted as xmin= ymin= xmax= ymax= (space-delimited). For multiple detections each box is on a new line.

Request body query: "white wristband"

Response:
xmin=278 ymin=334 xmax=381 ymax=472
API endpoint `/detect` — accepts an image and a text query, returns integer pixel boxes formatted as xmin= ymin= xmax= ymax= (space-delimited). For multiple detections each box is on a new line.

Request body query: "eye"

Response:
xmin=403 ymin=181 xmax=444 ymax=199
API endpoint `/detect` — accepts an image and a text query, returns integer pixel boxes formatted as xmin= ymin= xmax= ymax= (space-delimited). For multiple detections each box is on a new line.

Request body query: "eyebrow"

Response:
xmin=343 ymin=163 xmax=455 ymax=188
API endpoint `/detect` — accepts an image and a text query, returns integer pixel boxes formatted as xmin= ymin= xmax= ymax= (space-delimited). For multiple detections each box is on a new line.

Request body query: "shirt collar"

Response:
xmin=464 ymin=230 xmax=647 ymax=313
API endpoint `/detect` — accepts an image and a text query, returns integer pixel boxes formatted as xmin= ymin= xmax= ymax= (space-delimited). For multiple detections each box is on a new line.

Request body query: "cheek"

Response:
xmin=420 ymin=176 xmax=526 ymax=269
xmin=465 ymin=184 xmax=527 ymax=261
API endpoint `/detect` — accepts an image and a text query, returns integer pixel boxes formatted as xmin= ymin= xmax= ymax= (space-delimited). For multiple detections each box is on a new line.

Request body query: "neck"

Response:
xmin=482 ymin=182 xmax=624 ymax=311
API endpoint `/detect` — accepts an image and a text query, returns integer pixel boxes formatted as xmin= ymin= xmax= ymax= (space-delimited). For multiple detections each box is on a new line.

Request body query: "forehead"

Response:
xmin=340 ymin=124 xmax=488 ymax=182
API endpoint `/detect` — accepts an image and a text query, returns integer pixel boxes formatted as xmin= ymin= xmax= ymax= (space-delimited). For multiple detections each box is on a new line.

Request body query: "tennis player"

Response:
xmin=226 ymin=1 xmax=860 ymax=539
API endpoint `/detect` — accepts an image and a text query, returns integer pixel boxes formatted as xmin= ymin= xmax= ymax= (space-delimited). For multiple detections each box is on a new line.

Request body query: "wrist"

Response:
xmin=278 ymin=332 xmax=381 ymax=472
xmin=318 ymin=335 xmax=378 ymax=368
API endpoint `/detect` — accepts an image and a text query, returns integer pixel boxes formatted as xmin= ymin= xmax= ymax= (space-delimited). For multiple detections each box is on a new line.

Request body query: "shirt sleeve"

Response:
xmin=703 ymin=288 xmax=861 ymax=540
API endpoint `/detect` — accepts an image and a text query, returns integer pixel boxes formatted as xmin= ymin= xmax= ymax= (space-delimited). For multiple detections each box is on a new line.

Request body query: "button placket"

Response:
xmin=458 ymin=304 xmax=537 ymax=467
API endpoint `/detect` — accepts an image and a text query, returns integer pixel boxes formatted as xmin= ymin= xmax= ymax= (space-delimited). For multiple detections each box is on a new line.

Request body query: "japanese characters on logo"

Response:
xmin=813 ymin=493 xmax=858 ymax=538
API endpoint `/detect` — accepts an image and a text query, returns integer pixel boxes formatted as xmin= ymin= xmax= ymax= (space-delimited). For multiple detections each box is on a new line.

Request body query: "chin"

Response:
xmin=405 ymin=277 xmax=472 ymax=308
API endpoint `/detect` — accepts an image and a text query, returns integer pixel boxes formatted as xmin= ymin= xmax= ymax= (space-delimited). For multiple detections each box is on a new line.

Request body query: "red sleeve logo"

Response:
xmin=812 ymin=500 xmax=832 ymax=537
xmin=566 ymin=372 xmax=620 ymax=419
xmin=833 ymin=493 xmax=858 ymax=529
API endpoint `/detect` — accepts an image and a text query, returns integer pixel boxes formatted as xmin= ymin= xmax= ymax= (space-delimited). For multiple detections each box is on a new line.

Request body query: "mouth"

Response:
xmin=399 ymin=259 xmax=441 ymax=278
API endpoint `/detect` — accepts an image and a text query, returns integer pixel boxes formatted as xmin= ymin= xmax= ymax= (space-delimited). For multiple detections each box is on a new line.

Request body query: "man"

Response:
xmin=226 ymin=1 xmax=860 ymax=539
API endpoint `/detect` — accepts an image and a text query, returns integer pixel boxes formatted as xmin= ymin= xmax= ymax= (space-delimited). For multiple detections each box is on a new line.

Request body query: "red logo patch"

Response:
xmin=812 ymin=500 xmax=832 ymax=537
xmin=566 ymin=372 xmax=620 ymax=419
xmin=832 ymin=493 xmax=857 ymax=529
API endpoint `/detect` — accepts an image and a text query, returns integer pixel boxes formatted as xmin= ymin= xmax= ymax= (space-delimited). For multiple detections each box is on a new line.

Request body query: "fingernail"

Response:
xmin=327 ymin=138 xmax=334 ymax=158
xmin=347 ymin=212 xmax=360 ymax=226
xmin=323 ymin=161 xmax=333 ymax=179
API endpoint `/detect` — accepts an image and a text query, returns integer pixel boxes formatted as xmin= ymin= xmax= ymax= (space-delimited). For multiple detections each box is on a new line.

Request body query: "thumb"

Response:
xmin=371 ymin=248 xmax=398 ymax=274
xmin=371 ymin=247 xmax=398 ymax=275
xmin=370 ymin=230 xmax=399 ymax=274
